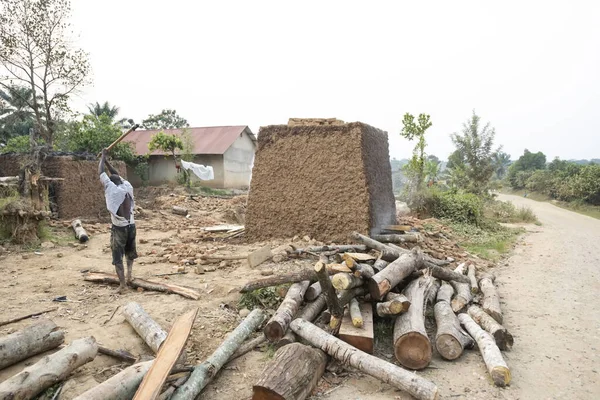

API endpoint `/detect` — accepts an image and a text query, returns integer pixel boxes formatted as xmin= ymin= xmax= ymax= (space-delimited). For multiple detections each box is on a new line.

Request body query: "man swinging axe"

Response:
xmin=98 ymin=125 xmax=139 ymax=293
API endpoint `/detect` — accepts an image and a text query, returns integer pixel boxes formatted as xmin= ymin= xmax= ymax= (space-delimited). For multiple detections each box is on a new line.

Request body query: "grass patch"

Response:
xmin=447 ymin=220 xmax=523 ymax=262
xmin=238 ymin=286 xmax=288 ymax=311
xmin=485 ymin=199 xmax=540 ymax=224
xmin=191 ymin=186 xmax=232 ymax=197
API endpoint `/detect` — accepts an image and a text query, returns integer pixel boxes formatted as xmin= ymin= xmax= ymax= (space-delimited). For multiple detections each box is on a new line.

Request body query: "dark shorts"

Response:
xmin=110 ymin=224 xmax=138 ymax=265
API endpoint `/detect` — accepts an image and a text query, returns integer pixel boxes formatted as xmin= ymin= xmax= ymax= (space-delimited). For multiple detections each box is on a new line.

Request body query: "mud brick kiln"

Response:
xmin=245 ymin=119 xmax=397 ymax=242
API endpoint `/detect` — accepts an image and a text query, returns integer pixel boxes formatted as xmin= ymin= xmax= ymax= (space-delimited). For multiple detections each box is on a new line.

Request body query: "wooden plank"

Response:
xmin=344 ymin=252 xmax=376 ymax=262
xmin=338 ymin=303 xmax=374 ymax=354
xmin=247 ymin=245 xmax=272 ymax=268
xmin=382 ymin=225 xmax=412 ymax=233
xmin=202 ymin=225 xmax=244 ymax=232
xmin=133 ymin=308 xmax=199 ymax=400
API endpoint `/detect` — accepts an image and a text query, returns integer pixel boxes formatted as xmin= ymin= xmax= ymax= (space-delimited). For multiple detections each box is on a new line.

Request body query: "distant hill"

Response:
xmin=568 ymin=159 xmax=600 ymax=165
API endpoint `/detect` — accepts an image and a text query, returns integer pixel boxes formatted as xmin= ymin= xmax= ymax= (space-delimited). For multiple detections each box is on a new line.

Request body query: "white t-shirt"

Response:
xmin=100 ymin=172 xmax=135 ymax=227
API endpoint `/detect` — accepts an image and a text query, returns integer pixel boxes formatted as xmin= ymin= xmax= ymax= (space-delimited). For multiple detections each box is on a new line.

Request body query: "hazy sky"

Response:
xmin=70 ymin=1 xmax=600 ymax=161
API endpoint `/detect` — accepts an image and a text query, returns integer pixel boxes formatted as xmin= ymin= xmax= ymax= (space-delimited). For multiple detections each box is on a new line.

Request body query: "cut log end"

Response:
xmin=263 ymin=322 xmax=285 ymax=343
xmin=491 ymin=366 xmax=511 ymax=387
xmin=435 ymin=334 xmax=463 ymax=361
xmin=367 ymin=278 xmax=390 ymax=301
xmin=252 ymin=386 xmax=286 ymax=400
xmin=494 ymin=330 xmax=514 ymax=351
xmin=394 ymin=332 xmax=432 ymax=370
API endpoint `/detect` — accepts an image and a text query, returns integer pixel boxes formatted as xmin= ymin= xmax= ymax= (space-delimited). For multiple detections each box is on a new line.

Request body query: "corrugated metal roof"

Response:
xmin=123 ymin=126 xmax=253 ymax=156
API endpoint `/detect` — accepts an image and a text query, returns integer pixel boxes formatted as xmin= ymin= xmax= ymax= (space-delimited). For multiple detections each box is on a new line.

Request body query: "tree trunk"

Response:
xmin=467 ymin=264 xmax=479 ymax=294
xmin=276 ymin=294 xmax=328 ymax=348
xmin=172 ymin=309 xmax=265 ymax=400
xmin=450 ymin=264 xmax=471 ymax=313
xmin=393 ymin=276 xmax=433 ymax=370
xmin=73 ymin=360 xmax=153 ymax=400
xmin=372 ymin=258 xmax=389 ymax=272
xmin=240 ymin=267 xmax=340 ymax=293
xmin=412 ymin=266 xmax=470 ymax=284
xmin=71 ymin=219 xmax=89 ymax=243
xmin=122 ymin=302 xmax=168 ymax=353
xmin=353 ymin=263 xmax=375 ymax=279
xmin=458 ymin=313 xmax=511 ymax=387
xmin=304 ymin=282 xmax=321 ymax=301
xmin=84 ymin=272 xmax=200 ymax=300
xmin=229 ymin=335 xmax=267 ymax=361
xmin=252 ymin=343 xmax=327 ymax=400
xmin=290 ymin=319 xmax=439 ymax=400
xmin=368 ymin=251 xmax=423 ymax=301
xmin=133 ymin=308 xmax=198 ymax=400
xmin=264 ymin=281 xmax=310 ymax=342
xmin=467 ymin=305 xmax=513 ymax=350
xmin=172 ymin=206 xmax=188 ymax=216
xmin=0 ymin=337 xmax=98 ymax=399
xmin=349 ymin=298 xmax=363 ymax=327
xmin=371 ymin=234 xmax=419 ymax=243
xmin=0 ymin=319 xmax=64 ymax=370
xmin=332 ymin=273 xmax=363 ymax=290
xmin=315 ymin=260 xmax=343 ymax=331
xmin=351 ymin=232 xmax=401 ymax=261
xmin=376 ymin=294 xmax=410 ymax=317
xmin=434 ymin=284 xmax=474 ymax=360
xmin=479 ymin=273 xmax=503 ymax=323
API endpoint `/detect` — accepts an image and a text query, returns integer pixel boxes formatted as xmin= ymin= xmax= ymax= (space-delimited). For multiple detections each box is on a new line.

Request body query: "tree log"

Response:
xmin=372 ymin=258 xmax=389 ymax=272
xmin=240 ymin=267 xmax=342 ymax=293
xmin=468 ymin=305 xmax=513 ymax=350
xmin=332 ymin=273 xmax=363 ymax=290
xmin=290 ymin=319 xmax=439 ymax=400
xmin=172 ymin=309 xmax=266 ymax=400
xmin=292 ymin=245 xmax=368 ymax=255
xmin=0 ymin=337 xmax=98 ymax=399
xmin=98 ymin=345 xmax=137 ymax=364
xmin=368 ymin=251 xmax=423 ymax=301
xmin=276 ymin=294 xmax=328 ymax=348
xmin=349 ymin=298 xmax=363 ymax=327
xmin=252 ymin=343 xmax=327 ymax=400
xmin=172 ymin=206 xmax=188 ymax=216
xmin=412 ymin=266 xmax=470 ymax=284
xmin=315 ymin=261 xmax=343 ymax=331
xmin=304 ymin=282 xmax=322 ymax=301
xmin=0 ymin=319 xmax=65 ymax=370
xmin=353 ymin=263 xmax=375 ymax=279
xmin=376 ymin=294 xmax=410 ymax=317
xmin=434 ymin=283 xmax=474 ymax=360
xmin=71 ymin=219 xmax=89 ymax=243
xmin=229 ymin=334 xmax=267 ymax=361
xmin=123 ymin=302 xmax=167 ymax=354
xmin=351 ymin=232 xmax=401 ymax=261
xmin=264 ymin=281 xmax=310 ymax=342
xmin=73 ymin=360 xmax=153 ymax=400
xmin=467 ymin=264 xmax=479 ymax=294
xmin=450 ymin=263 xmax=471 ymax=313
xmin=371 ymin=234 xmax=419 ymax=243
xmin=436 ymin=281 xmax=454 ymax=303
xmin=458 ymin=313 xmax=511 ymax=387
xmin=393 ymin=276 xmax=433 ymax=370
xmin=479 ymin=273 xmax=503 ymax=323
xmin=84 ymin=272 xmax=200 ymax=300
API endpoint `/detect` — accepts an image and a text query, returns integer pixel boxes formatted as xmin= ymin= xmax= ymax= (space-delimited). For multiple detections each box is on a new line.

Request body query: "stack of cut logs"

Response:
xmin=245 ymin=231 xmax=514 ymax=400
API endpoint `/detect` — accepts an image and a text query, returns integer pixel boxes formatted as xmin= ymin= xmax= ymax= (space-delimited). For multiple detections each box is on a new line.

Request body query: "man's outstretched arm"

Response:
xmin=98 ymin=148 xmax=107 ymax=176
xmin=105 ymin=159 xmax=119 ymax=175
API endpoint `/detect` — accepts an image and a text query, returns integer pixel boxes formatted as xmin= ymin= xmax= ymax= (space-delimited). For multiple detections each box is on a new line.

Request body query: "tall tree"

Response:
xmin=0 ymin=85 xmax=36 ymax=142
xmin=492 ymin=150 xmax=511 ymax=179
xmin=400 ymin=113 xmax=432 ymax=193
xmin=87 ymin=101 xmax=120 ymax=121
xmin=142 ymin=109 xmax=189 ymax=130
xmin=0 ymin=0 xmax=90 ymax=147
xmin=450 ymin=111 xmax=497 ymax=195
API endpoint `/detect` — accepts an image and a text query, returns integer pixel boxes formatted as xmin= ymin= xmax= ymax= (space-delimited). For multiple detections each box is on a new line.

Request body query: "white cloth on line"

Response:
xmin=180 ymin=160 xmax=214 ymax=181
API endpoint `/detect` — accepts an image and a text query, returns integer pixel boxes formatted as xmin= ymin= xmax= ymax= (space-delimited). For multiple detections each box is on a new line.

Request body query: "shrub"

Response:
xmin=424 ymin=189 xmax=484 ymax=225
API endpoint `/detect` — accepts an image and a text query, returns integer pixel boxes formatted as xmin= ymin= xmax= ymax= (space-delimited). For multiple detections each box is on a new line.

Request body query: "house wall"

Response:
xmin=128 ymin=155 xmax=225 ymax=188
xmin=223 ymin=131 xmax=255 ymax=189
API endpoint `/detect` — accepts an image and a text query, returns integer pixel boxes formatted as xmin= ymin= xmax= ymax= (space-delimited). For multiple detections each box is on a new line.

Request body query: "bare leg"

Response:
xmin=126 ymin=259 xmax=134 ymax=283
xmin=115 ymin=262 xmax=127 ymax=293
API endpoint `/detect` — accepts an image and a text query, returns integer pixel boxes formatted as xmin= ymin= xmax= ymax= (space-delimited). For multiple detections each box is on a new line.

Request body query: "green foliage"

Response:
xmin=148 ymin=131 xmax=184 ymax=157
xmin=142 ymin=109 xmax=189 ymax=130
xmin=450 ymin=111 xmax=497 ymax=195
xmin=1 ymin=134 xmax=30 ymax=153
xmin=0 ymin=85 xmax=35 ymax=142
xmin=238 ymin=286 xmax=287 ymax=310
xmin=423 ymin=189 xmax=484 ymax=225
xmin=447 ymin=221 xmax=522 ymax=261
xmin=87 ymin=101 xmax=119 ymax=121
xmin=400 ymin=113 xmax=432 ymax=206
xmin=65 ymin=115 xmax=135 ymax=162
xmin=485 ymin=200 xmax=539 ymax=224
xmin=492 ymin=150 xmax=511 ymax=179
xmin=0 ymin=0 xmax=91 ymax=147
xmin=132 ymin=155 xmax=150 ymax=186
xmin=507 ymin=149 xmax=547 ymax=187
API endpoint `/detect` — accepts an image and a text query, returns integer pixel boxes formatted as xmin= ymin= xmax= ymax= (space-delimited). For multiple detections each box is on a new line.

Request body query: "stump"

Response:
xmin=73 ymin=360 xmax=153 ymax=400
xmin=71 ymin=219 xmax=89 ymax=243
xmin=252 ymin=343 xmax=327 ymax=400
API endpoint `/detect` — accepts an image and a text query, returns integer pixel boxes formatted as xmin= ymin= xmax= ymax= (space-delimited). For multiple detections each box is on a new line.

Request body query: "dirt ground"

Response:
xmin=1 ymin=192 xmax=599 ymax=399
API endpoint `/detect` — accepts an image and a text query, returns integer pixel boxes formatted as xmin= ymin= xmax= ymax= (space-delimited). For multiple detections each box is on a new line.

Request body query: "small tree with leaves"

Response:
xmin=400 ymin=113 xmax=432 ymax=203
xmin=142 ymin=109 xmax=189 ymax=130
xmin=148 ymin=131 xmax=184 ymax=174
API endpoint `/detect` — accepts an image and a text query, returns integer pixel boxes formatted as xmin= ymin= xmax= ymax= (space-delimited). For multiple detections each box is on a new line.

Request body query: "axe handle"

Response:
xmin=98 ymin=124 xmax=140 ymax=157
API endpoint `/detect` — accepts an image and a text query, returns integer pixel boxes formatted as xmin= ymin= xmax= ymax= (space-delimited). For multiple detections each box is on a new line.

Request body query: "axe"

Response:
xmin=97 ymin=124 xmax=140 ymax=157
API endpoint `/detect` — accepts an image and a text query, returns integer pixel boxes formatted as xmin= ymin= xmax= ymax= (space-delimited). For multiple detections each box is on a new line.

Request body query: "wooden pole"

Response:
xmin=450 ymin=263 xmax=472 ymax=313
xmin=84 ymin=272 xmax=200 ymax=300
xmin=172 ymin=309 xmax=266 ymax=400
xmin=315 ymin=260 xmax=343 ymax=331
xmin=467 ymin=264 xmax=479 ymax=294
xmin=290 ymin=319 xmax=439 ymax=400
xmin=434 ymin=282 xmax=474 ymax=360
xmin=97 ymin=124 xmax=139 ymax=157
xmin=0 ymin=307 xmax=58 ymax=327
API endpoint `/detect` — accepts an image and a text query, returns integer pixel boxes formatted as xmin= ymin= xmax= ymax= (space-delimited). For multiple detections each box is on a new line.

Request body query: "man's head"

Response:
xmin=109 ymin=174 xmax=123 ymax=185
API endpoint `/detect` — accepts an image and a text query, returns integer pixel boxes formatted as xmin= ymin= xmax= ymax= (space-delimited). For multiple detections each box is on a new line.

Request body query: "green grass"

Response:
xmin=191 ymin=186 xmax=232 ymax=197
xmin=502 ymin=188 xmax=600 ymax=220
xmin=447 ymin=220 xmax=523 ymax=262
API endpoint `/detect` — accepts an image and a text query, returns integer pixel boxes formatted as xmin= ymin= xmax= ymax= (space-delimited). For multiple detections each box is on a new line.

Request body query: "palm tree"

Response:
xmin=87 ymin=101 xmax=120 ymax=122
xmin=493 ymin=151 xmax=511 ymax=179
xmin=424 ymin=159 xmax=441 ymax=184
xmin=0 ymin=85 xmax=36 ymax=142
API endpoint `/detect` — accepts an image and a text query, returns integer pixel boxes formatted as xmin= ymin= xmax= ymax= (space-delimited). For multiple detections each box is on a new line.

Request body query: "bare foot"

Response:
xmin=117 ymin=285 xmax=128 ymax=294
